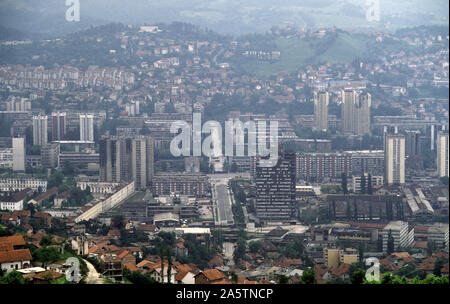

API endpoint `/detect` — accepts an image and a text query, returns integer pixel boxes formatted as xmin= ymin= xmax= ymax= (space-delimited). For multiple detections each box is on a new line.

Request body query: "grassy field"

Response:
xmin=231 ymin=32 xmax=374 ymax=77
xmin=229 ymin=29 xmax=429 ymax=77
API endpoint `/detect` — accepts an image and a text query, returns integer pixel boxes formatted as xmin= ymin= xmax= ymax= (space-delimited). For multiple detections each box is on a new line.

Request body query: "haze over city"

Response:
xmin=0 ymin=0 xmax=448 ymax=293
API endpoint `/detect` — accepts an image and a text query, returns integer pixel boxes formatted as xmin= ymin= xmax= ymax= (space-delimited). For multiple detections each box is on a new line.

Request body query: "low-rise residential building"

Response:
xmin=0 ymin=189 xmax=30 ymax=211
xmin=0 ymin=178 xmax=47 ymax=192
xmin=382 ymin=221 xmax=415 ymax=252
xmin=428 ymin=223 xmax=449 ymax=250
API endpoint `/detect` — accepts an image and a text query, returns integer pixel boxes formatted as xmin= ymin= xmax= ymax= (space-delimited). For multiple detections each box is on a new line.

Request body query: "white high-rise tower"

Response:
xmin=80 ymin=114 xmax=94 ymax=141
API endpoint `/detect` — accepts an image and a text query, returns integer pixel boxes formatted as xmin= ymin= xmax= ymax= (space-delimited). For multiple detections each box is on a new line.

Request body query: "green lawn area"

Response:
xmin=233 ymin=38 xmax=314 ymax=77
xmin=231 ymin=33 xmax=372 ymax=77
xmin=230 ymin=31 xmax=418 ymax=77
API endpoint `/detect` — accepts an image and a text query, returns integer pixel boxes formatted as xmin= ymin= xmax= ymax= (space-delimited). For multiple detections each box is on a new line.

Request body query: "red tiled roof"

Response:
xmin=441 ymin=263 xmax=449 ymax=274
xmin=0 ymin=248 xmax=32 ymax=263
xmin=414 ymin=241 xmax=428 ymax=249
xmin=11 ymin=210 xmax=31 ymax=218
xmin=33 ymin=270 xmax=63 ymax=280
xmin=275 ymin=258 xmax=303 ymax=267
xmin=330 ymin=263 xmax=351 ymax=277
xmin=117 ymin=250 xmax=129 ymax=259
xmin=137 ymin=224 xmax=157 ymax=232
xmin=123 ymin=263 xmax=139 ymax=272
xmin=176 ymin=264 xmax=193 ymax=273
xmin=31 ymin=187 xmax=58 ymax=203
xmin=0 ymin=242 xmax=13 ymax=252
xmin=175 ymin=270 xmax=188 ymax=281
xmin=108 ymin=229 xmax=121 ymax=237
xmin=136 ymin=259 xmax=153 ymax=268
xmin=197 ymin=269 xmax=225 ymax=281
xmin=0 ymin=235 xmax=26 ymax=247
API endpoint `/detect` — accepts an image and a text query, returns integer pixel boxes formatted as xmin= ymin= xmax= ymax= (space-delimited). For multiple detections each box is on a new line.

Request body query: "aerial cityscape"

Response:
xmin=0 ymin=0 xmax=448 ymax=291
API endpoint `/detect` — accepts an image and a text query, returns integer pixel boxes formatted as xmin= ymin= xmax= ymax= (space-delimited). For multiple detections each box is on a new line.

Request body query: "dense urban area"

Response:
xmin=0 ymin=21 xmax=448 ymax=285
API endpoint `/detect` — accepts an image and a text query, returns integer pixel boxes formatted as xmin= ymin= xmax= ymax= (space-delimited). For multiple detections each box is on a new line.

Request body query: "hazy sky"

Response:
xmin=0 ymin=0 xmax=448 ymax=38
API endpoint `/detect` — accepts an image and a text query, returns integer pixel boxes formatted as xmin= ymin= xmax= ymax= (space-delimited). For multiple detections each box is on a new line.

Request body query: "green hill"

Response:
xmin=230 ymin=31 xmax=411 ymax=77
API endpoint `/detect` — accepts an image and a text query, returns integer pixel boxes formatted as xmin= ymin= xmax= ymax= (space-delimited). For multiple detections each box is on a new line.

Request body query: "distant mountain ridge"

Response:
xmin=0 ymin=0 xmax=448 ymax=40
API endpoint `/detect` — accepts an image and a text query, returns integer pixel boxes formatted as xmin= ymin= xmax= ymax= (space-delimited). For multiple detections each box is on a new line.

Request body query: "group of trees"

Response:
xmin=176 ymin=234 xmax=214 ymax=270
xmin=359 ymin=174 xmax=373 ymax=194
xmin=233 ymin=229 xmax=248 ymax=264
xmin=287 ymin=268 xmax=449 ymax=285
xmin=231 ymin=181 xmax=247 ymax=227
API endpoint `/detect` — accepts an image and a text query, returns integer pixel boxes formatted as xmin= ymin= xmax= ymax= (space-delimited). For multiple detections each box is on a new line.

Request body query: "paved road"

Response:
xmin=84 ymin=259 xmax=104 ymax=284
xmin=223 ymin=242 xmax=235 ymax=266
xmin=211 ymin=175 xmax=235 ymax=226
xmin=215 ymin=183 xmax=234 ymax=226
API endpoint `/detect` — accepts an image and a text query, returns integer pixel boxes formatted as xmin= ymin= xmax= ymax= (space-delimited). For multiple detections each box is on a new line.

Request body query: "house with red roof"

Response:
xmin=0 ymin=235 xmax=32 ymax=273
xmin=194 ymin=269 xmax=226 ymax=284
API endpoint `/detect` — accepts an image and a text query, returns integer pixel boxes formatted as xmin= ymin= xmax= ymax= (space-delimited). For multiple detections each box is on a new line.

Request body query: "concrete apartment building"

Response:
xmin=428 ymin=223 xmax=449 ymax=250
xmin=99 ymin=135 xmax=154 ymax=189
xmin=382 ymin=221 xmax=414 ymax=252
xmin=436 ymin=131 xmax=449 ymax=177
xmin=352 ymin=174 xmax=384 ymax=193
xmin=12 ymin=137 xmax=25 ymax=172
xmin=51 ymin=112 xmax=66 ymax=141
xmin=255 ymin=152 xmax=296 ymax=224
xmin=152 ymin=173 xmax=209 ymax=197
xmin=41 ymin=142 xmax=60 ymax=169
xmin=79 ymin=114 xmax=94 ymax=141
xmin=296 ymin=150 xmax=384 ymax=182
xmin=324 ymin=248 xmax=359 ymax=268
xmin=384 ymin=134 xmax=405 ymax=185
xmin=314 ymin=91 xmax=329 ymax=131
xmin=0 ymin=178 xmax=47 ymax=192
xmin=341 ymin=89 xmax=371 ymax=136
xmin=32 ymin=114 xmax=48 ymax=146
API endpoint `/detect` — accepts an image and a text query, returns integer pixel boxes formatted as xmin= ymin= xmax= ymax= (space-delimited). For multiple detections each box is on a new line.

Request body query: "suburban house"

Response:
xmin=175 ymin=270 xmax=196 ymax=284
xmin=0 ymin=189 xmax=30 ymax=211
xmin=194 ymin=269 xmax=226 ymax=284
xmin=28 ymin=187 xmax=58 ymax=205
xmin=0 ymin=235 xmax=32 ymax=273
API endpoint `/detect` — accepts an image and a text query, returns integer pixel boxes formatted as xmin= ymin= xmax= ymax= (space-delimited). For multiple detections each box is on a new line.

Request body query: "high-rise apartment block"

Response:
xmin=255 ymin=152 xmax=296 ymax=223
xmin=80 ymin=114 xmax=94 ymax=141
xmin=404 ymin=129 xmax=422 ymax=157
xmin=41 ymin=143 xmax=60 ymax=169
xmin=32 ymin=115 xmax=48 ymax=146
xmin=12 ymin=137 xmax=25 ymax=172
xmin=437 ymin=131 xmax=449 ymax=177
xmin=51 ymin=112 xmax=66 ymax=141
xmin=382 ymin=221 xmax=414 ymax=252
xmin=384 ymin=134 xmax=405 ymax=185
xmin=314 ymin=91 xmax=329 ymax=131
xmin=100 ymin=135 xmax=154 ymax=189
xmin=341 ymin=89 xmax=371 ymax=135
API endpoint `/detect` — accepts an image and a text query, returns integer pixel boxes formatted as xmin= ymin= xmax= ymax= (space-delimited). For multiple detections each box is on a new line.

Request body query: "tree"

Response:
xmin=387 ymin=229 xmax=395 ymax=255
xmin=360 ymin=174 xmax=366 ymax=194
xmin=230 ymin=162 xmax=238 ymax=173
xmin=2 ymin=270 xmax=25 ymax=284
xmin=434 ymin=259 xmax=445 ymax=277
xmin=160 ymin=247 xmax=165 ymax=283
xmin=427 ymin=240 xmax=437 ymax=256
xmin=341 ymin=173 xmax=348 ymax=194
xmin=233 ymin=238 xmax=246 ymax=263
xmin=277 ymin=275 xmax=289 ymax=284
xmin=300 ymin=269 xmax=316 ymax=284
xmin=358 ymin=243 xmax=365 ymax=262
xmin=351 ymin=269 xmax=366 ymax=284
xmin=33 ymin=247 xmax=60 ymax=268
xmin=367 ymin=174 xmax=373 ymax=194
xmin=249 ymin=241 xmax=261 ymax=254
xmin=39 ymin=235 xmax=52 ymax=247
xmin=231 ymin=272 xmax=238 ymax=284
xmin=167 ymin=247 xmax=172 ymax=284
